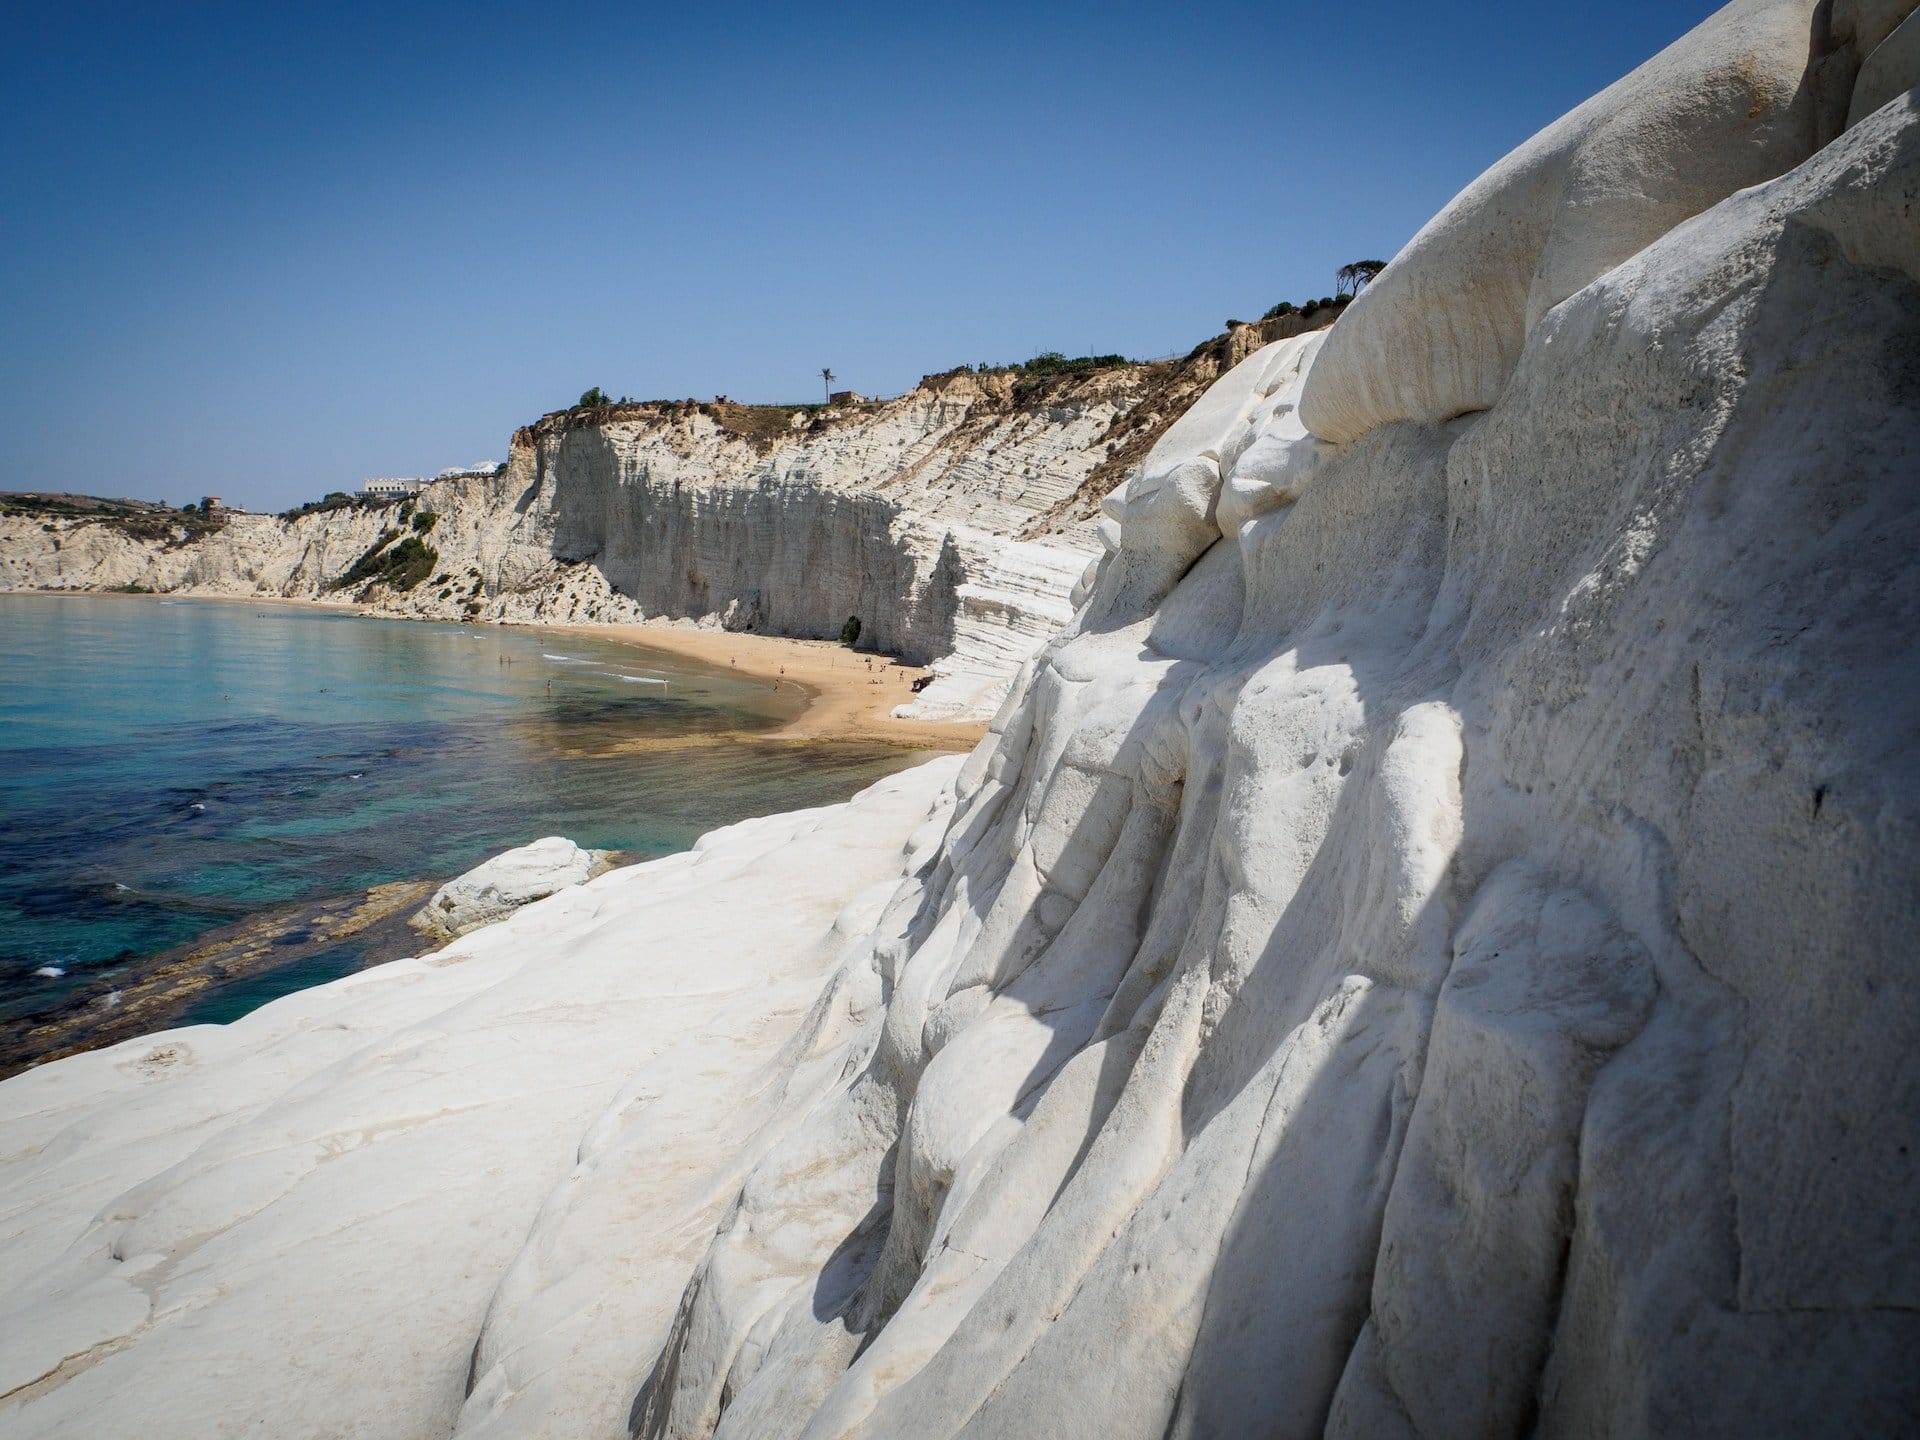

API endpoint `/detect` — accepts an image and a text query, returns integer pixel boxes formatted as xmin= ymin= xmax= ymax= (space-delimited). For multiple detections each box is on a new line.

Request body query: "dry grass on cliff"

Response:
xmin=1015 ymin=308 xmax=1344 ymax=539
xmin=702 ymin=401 xmax=825 ymax=447
xmin=514 ymin=308 xmax=1344 ymax=498
xmin=1 ymin=491 xmax=232 ymax=547
xmin=521 ymin=398 xmax=852 ymax=454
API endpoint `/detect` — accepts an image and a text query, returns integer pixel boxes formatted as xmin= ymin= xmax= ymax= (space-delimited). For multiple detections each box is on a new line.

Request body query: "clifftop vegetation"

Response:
xmin=1256 ymin=258 xmax=1387 ymax=322
xmin=0 ymin=492 xmax=231 ymax=548
xmin=517 ymin=264 xmax=1382 ymax=465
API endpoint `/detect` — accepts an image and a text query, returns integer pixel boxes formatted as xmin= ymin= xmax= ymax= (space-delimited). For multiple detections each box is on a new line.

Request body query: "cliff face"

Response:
xmin=5 ymin=4 xmax=1914 ymax=1438
xmin=0 ymin=470 xmax=550 ymax=612
xmin=506 ymin=372 xmax=1114 ymax=675
xmin=1 ymin=341 xmax=1301 ymax=719
xmin=543 ymin=5 xmax=1920 ymax=1435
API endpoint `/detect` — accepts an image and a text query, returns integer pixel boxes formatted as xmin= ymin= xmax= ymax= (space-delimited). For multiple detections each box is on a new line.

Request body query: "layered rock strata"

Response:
xmin=609 ymin=7 xmax=1920 ymax=1434
xmin=1 ymin=2 xmax=1916 ymax=1436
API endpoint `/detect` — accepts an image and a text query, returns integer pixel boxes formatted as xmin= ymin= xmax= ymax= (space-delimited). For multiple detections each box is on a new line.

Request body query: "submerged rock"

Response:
xmin=411 ymin=837 xmax=615 ymax=943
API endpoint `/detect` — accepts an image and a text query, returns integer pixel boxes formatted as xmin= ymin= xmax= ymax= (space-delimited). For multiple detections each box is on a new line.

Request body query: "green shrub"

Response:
xmin=333 ymin=529 xmax=399 ymax=585
xmin=0 ymin=493 xmax=231 ymax=547
xmin=577 ymin=386 xmax=610 ymax=408
xmin=839 ymin=615 xmax=862 ymax=646
xmin=280 ymin=490 xmax=363 ymax=519
xmin=1262 ymin=300 xmax=1297 ymax=319
xmin=378 ymin=536 xmax=437 ymax=591
xmin=330 ymin=531 xmax=438 ymax=592
xmin=411 ymin=510 xmax=438 ymax=534
xmin=1016 ymin=351 xmax=1131 ymax=378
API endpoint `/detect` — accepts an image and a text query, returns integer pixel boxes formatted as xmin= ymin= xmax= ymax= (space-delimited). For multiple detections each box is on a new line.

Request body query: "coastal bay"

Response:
xmin=5 ymin=2 xmax=1916 ymax=1431
xmin=0 ymin=593 xmax=947 ymax=1071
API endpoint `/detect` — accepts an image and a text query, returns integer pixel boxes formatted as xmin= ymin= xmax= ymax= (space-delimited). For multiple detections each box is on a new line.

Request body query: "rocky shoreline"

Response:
xmin=2 ymin=4 xmax=1916 ymax=1434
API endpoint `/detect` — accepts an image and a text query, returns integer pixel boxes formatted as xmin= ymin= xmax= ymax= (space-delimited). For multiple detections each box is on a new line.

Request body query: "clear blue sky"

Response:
xmin=1 ymin=1 xmax=1716 ymax=511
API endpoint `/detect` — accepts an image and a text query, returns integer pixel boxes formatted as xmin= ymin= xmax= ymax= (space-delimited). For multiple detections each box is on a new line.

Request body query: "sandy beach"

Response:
xmin=543 ymin=620 xmax=989 ymax=751
xmin=13 ymin=591 xmax=992 ymax=752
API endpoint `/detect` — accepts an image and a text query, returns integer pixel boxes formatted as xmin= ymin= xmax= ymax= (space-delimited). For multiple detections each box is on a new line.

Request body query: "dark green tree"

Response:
xmin=1335 ymin=259 xmax=1387 ymax=296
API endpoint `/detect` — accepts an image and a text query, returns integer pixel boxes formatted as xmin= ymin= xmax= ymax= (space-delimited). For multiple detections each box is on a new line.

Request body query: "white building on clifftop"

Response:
xmin=435 ymin=462 xmax=502 ymax=481
xmin=360 ymin=477 xmax=424 ymax=498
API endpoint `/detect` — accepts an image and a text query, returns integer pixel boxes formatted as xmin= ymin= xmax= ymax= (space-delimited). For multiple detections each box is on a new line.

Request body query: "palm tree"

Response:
xmin=821 ymin=368 xmax=836 ymax=403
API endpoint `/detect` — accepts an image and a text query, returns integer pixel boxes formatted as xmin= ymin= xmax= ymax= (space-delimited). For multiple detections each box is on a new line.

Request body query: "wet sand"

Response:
xmin=541 ymin=621 xmax=989 ymax=752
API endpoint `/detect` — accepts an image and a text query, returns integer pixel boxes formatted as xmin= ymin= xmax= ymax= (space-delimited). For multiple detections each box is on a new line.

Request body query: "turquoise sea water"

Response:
xmin=0 ymin=595 xmax=925 ymax=1027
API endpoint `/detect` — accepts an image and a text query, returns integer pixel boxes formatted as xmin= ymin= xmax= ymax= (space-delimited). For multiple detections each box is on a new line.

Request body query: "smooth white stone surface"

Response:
xmin=412 ymin=836 xmax=614 ymax=943
xmin=3 ymin=8 xmax=1917 ymax=1438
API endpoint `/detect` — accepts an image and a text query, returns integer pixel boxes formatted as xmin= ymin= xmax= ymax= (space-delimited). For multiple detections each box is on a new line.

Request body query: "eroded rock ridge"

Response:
xmin=612 ymin=5 xmax=1920 ymax=1435
xmin=0 ymin=3 xmax=1914 ymax=1436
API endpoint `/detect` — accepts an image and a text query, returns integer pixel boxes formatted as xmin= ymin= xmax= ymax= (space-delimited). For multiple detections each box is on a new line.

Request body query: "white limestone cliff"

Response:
xmin=1 ymin=3 xmax=1916 ymax=1435
xmin=0 ymin=370 xmax=1143 ymax=720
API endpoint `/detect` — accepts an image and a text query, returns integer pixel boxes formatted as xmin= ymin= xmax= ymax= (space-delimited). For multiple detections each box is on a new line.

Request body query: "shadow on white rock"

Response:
xmin=626 ymin=33 xmax=1920 ymax=1440
xmin=0 ymin=7 xmax=1915 ymax=1440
